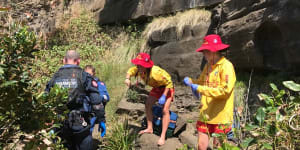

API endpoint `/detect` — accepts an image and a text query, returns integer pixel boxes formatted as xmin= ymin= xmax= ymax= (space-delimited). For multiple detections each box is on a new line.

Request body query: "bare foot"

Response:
xmin=138 ymin=128 xmax=153 ymax=135
xmin=157 ymin=137 xmax=165 ymax=146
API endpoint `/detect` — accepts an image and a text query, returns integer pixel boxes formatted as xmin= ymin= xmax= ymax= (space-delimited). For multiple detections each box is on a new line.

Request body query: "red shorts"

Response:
xmin=149 ymin=87 xmax=174 ymax=101
xmin=196 ymin=121 xmax=231 ymax=134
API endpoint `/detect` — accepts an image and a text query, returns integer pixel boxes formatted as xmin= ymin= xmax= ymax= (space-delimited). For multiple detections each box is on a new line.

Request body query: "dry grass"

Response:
xmin=143 ymin=9 xmax=211 ymax=40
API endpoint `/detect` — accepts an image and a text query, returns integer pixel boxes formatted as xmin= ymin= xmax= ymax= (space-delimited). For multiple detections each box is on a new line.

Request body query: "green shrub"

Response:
xmin=0 ymin=24 xmax=37 ymax=142
xmin=0 ymin=23 xmax=70 ymax=149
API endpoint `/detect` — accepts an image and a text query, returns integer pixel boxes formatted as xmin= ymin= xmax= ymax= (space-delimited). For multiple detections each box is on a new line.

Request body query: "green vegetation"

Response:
xmin=0 ymin=24 xmax=37 ymax=147
xmin=126 ymin=88 xmax=139 ymax=103
xmin=103 ymin=118 xmax=136 ymax=150
xmin=1 ymin=6 xmax=141 ymax=149
xmin=178 ymin=144 xmax=194 ymax=150
xmin=241 ymin=81 xmax=300 ymax=150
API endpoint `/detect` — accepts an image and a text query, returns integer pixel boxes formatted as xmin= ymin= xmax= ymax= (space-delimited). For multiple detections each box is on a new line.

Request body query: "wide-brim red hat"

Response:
xmin=196 ymin=34 xmax=229 ymax=52
xmin=131 ymin=53 xmax=154 ymax=68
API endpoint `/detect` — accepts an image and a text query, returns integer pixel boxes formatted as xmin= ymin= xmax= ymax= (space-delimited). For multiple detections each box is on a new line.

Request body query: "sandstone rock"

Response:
xmin=98 ymin=0 xmax=224 ymax=24
xmin=136 ymin=134 xmax=184 ymax=150
xmin=172 ymin=86 xmax=201 ymax=113
xmin=151 ymin=38 xmax=205 ymax=82
xmin=137 ymin=134 xmax=160 ymax=150
xmin=159 ymin=138 xmax=184 ymax=150
xmin=116 ymin=98 xmax=145 ymax=119
xmin=216 ymin=0 xmax=300 ymax=72
xmin=179 ymin=123 xmax=198 ymax=149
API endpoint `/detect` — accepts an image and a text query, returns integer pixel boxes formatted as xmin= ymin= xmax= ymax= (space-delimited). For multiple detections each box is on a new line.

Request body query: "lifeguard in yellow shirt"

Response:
xmin=183 ymin=34 xmax=236 ymax=150
xmin=125 ymin=53 xmax=174 ymax=146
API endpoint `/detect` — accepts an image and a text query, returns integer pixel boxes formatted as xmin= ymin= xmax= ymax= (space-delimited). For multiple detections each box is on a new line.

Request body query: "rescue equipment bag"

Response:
xmin=142 ymin=105 xmax=178 ymax=138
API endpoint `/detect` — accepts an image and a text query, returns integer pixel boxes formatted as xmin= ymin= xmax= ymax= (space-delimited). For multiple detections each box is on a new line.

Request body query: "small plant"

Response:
xmin=126 ymin=88 xmax=139 ymax=102
xmin=103 ymin=118 xmax=136 ymax=150
xmin=211 ymin=131 xmax=240 ymax=150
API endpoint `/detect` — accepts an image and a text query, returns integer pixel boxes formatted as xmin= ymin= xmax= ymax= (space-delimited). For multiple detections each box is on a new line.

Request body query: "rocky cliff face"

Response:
xmin=216 ymin=0 xmax=300 ymax=72
xmin=140 ymin=0 xmax=300 ymax=81
xmin=3 ymin=0 xmax=300 ymax=77
xmin=97 ymin=0 xmax=224 ymax=24
xmin=0 ymin=0 xmax=105 ymax=45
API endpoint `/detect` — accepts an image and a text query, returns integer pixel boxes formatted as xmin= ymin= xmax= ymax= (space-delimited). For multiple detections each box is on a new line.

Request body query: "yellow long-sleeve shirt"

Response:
xmin=127 ymin=65 xmax=173 ymax=89
xmin=192 ymin=57 xmax=236 ymax=124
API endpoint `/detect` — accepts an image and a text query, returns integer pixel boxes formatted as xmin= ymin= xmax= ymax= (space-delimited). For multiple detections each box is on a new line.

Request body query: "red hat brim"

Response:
xmin=196 ymin=44 xmax=229 ymax=52
xmin=131 ymin=59 xmax=154 ymax=68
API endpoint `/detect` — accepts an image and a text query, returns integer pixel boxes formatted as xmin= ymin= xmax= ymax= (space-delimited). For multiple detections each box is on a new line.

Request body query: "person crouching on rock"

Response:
xmin=183 ymin=34 xmax=236 ymax=150
xmin=125 ymin=53 xmax=174 ymax=146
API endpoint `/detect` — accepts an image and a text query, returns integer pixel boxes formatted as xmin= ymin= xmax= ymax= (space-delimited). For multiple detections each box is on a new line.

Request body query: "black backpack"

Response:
xmin=52 ymin=66 xmax=86 ymax=110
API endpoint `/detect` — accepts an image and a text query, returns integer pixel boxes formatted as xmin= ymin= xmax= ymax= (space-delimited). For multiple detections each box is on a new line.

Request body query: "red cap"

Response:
xmin=131 ymin=53 xmax=154 ymax=68
xmin=196 ymin=34 xmax=229 ymax=52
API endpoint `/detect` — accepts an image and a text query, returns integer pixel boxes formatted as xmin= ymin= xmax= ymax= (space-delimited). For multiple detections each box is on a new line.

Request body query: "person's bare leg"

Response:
xmin=198 ymin=132 xmax=209 ymax=150
xmin=139 ymin=96 xmax=156 ymax=134
xmin=157 ymin=98 xmax=172 ymax=146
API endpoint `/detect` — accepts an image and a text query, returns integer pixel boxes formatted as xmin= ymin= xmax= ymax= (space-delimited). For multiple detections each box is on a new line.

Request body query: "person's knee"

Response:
xmin=162 ymin=108 xmax=169 ymax=116
xmin=198 ymin=141 xmax=208 ymax=150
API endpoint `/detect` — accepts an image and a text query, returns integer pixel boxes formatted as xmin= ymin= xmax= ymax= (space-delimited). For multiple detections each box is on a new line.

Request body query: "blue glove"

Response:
xmin=183 ymin=77 xmax=192 ymax=86
xmin=158 ymin=94 xmax=167 ymax=105
xmin=89 ymin=117 xmax=97 ymax=133
xmin=99 ymin=121 xmax=106 ymax=138
xmin=191 ymin=84 xmax=200 ymax=99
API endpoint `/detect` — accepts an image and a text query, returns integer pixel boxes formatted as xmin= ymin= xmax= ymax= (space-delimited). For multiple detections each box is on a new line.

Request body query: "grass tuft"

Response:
xmin=102 ymin=118 xmax=136 ymax=150
xmin=143 ymin=9 xmax=211 ymax=41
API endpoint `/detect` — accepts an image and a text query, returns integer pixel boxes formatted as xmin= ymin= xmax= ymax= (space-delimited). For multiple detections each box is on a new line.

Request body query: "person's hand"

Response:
xmin=191 ymin=84 xmax=200 ymax=99
xmin=99 ymin=121 xmax=106 ymax=138
xmin=158 ymin=94 xmax=167 ymax=105
xmin=183 ymin=77 xmax=192 ymax=86
xmin=125 ymin=78 xmax=131 ymax=87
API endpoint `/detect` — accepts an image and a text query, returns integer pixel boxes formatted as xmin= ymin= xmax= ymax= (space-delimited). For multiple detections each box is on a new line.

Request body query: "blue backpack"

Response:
xmin=142 ymin=105 xmax=178 ymax=138
xmin=97 ymin=81 xmax=110 ymax=103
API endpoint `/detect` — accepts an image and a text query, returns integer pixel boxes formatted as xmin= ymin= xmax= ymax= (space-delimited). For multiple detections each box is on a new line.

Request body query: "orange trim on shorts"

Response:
xmin=149 ymin=87 xmax=174 ymax=101
xmin=196 ymin=121 xmax=231 ymax=134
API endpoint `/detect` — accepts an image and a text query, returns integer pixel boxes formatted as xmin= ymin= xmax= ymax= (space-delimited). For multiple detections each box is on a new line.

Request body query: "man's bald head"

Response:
xmin=63 ymin=50 xmax=81 ymax=65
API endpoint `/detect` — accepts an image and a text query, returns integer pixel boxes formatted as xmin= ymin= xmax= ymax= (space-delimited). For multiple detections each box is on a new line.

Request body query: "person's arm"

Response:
xmin=125 ymin=66 xmax=138 ymax=87
xmin=162 ymin=88 xmax=170 ymax=96
xmin=155 ymin=68 xmax=173 ymax=105
xmin=195 ymin=63 xmax=236 ymax=99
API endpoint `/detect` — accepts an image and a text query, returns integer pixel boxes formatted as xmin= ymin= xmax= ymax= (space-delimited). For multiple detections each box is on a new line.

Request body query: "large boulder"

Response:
xmin=216 ymin=0 xmax=300 ymax=72
xmin=146 ymin=9 xmax=212 ymax=82
xmin=98 ymin=0 xmax=224 ymax=24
